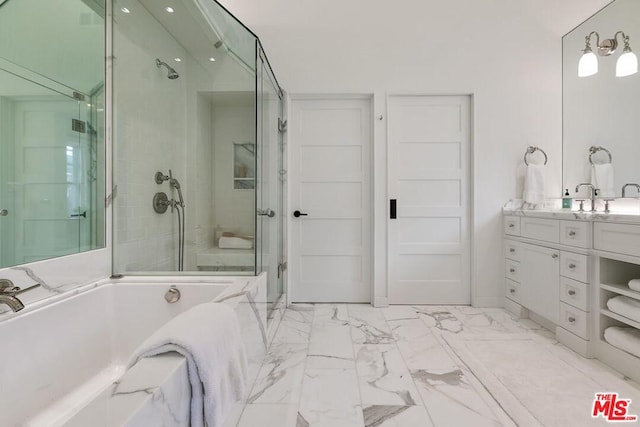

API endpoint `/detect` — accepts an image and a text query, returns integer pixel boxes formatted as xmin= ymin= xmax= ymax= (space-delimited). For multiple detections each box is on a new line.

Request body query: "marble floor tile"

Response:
xmin=313 ymin=304 xmax=350 ymax=326
xmin=272 ymin=310 xmax=313 ymax=344
xmin=380 ymin=306 xmax=420 ymax=322
xmin=237 ymin=305 xmax=640 ymax=427
xmin=349 ymin=311 xmax=395 ymax=345
xmin=413 ymin=306 xmax=464 ymax=334
xmin=236 ymin=404 xmax=300 ymax=427
xmin=412 ymin=367 xmax=504 ymax=427
xmin=362 ymin=405 xmax=434 ymax=427
xmin=307 ymin=324 xmax=355 ymax=369
xmin=248 ymin=343 xmax=307 ymax=404
xmin=354 ymin=344 xmax=421 ymax=406
xmin=299 ymin=368 xmax=364 ymax=427
xmin=394 ymin=329 xmax=459 ymax=371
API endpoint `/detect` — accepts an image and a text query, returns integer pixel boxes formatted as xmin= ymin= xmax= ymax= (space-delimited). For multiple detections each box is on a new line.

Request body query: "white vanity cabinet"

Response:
xmin=504 ymin=211 xmax=640 ymax=382
xmin=504 ymin=215 xmax=591 ymax=355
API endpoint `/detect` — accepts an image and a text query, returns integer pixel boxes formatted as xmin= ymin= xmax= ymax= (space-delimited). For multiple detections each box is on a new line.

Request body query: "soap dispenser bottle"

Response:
xmin=562 ymin=189 xmax=572 ymax=209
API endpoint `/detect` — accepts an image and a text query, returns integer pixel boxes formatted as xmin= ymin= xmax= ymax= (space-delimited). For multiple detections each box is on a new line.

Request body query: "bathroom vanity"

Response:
xmin=503 ymin=205 xmax=640 ymax=384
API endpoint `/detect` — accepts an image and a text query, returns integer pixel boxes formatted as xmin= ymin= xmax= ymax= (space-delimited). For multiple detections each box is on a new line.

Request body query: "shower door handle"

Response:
xmin=258 ymin=209 xmax=275 ymax=218
xmin=293 ymin=210 xmax=308 ymax=218
xmin=70 ymin=211 xmax=87 ymax=218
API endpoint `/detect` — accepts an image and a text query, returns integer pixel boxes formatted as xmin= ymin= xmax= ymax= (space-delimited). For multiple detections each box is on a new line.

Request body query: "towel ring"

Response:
xmin=589 ymin=146 xmax=612 ymax=165
xmin=523 ymin=146 xmax=548 ymax=166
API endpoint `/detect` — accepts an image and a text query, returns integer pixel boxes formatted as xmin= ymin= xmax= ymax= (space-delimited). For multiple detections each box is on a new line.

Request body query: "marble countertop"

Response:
xmin=503 ymin=199 xmax=640 ymax=224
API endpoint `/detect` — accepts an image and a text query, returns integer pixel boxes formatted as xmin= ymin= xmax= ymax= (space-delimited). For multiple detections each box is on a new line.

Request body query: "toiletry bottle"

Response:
xmin=562 ymin=189 xmax=572 ymax=209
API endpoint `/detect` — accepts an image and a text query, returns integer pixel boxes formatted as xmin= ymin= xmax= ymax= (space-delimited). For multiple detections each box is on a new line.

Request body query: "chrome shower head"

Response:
xmin=155 ymin=58 xmax=179 ymax=80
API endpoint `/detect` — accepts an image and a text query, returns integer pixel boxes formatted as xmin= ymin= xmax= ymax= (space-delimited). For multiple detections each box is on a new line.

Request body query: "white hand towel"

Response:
xmin=604 ymin=326 xmax=640 ymax=359
xmin=591 ymin=163 xmax=614 ymax=197
xmin=128 ymin=303 xmax=248 ymax=427
xmin=629 ymin=279 xmax=640 ymax=293
xmin=606 ymin=295 xmax=640 ymax=324
xmin=523 ymin=164 xmax=545 ymax=205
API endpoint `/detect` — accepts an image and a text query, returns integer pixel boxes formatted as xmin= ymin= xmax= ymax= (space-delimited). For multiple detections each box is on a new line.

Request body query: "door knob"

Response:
xmin=293 ymin=210 xmax=308 ymax=218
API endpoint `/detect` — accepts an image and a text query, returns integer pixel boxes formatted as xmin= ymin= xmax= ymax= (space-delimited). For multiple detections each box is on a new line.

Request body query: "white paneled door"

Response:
xmin=290 ymin=97 xmax=371 ymax=302
xmin=388 ymin=95 xmax=471 ymax=304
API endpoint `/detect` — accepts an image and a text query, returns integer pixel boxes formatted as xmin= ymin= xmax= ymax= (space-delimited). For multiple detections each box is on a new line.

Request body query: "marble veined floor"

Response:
xmin=235 ymin=305 xmax=640 ymax=427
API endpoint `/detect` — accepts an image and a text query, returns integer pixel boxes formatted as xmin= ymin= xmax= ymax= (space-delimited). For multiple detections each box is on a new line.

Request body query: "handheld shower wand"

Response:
xmin=168 ymin=169 xmax=184 ymax=207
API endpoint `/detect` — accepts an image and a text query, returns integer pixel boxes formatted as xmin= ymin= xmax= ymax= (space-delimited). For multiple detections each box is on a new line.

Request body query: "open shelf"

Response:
xmin=600 ymin=309 xmax=640 ymax=330
xmin=600 ymin=283 xmax=640 ymax=301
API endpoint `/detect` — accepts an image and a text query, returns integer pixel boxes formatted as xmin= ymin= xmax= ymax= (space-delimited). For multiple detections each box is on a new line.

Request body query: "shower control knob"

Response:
xmin=293 ymin=210 xmax=308 ymax=218
xmin=0 ymin=209 xmax=7 ymax=216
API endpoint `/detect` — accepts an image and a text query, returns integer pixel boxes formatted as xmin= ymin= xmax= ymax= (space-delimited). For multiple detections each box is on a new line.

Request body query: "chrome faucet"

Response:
xmin=575 ymin=183 xmax=599 ymax=212
xmin=0 ymin=279 xmax=24 ymax=312
xmin=622 ymin=183 xmax=640 ymax=198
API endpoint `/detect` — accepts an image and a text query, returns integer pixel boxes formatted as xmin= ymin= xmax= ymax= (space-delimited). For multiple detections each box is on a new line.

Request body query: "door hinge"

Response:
xmin=73 ymin=91 xmax=86 ymax=101
xmin=278 ymin=118 xmax=287 ymax=133
xmin=72 ymin=119 xmax=86 ymax=133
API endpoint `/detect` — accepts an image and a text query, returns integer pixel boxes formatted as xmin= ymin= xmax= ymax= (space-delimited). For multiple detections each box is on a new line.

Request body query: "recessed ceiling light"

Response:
xmin=209 ymin=57 xmax=216 ymax=62
xmin=165 ymin=6 xmax=174 ymax=13
xmin=120 ymin=7 xmax=130 ymax=14
xmin=174 ymin=58 xmax=182 ymax=62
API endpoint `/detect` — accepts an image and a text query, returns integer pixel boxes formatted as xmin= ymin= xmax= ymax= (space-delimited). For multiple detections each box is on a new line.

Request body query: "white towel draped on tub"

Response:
xmin=607 ymin=295 xmax=640 ymax=324
xmin=604 ymin=326 xmax=640 ymax=359
xmin=591 ymin=163 xmax=615 ymax=198
xmin=523 ymin=164 xmax=545 ymax=205
xmin=629 ymin=279 xmax=640 ymax=293
xmin=128 ymin=303 xmax=248 ymax=427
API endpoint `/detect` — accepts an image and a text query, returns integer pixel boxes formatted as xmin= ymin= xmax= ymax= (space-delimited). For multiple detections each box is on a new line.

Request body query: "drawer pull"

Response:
xmin=509 ymin=268 xmax=516 ymax=273
xmin=568 ymin=230 xmax=576 ymax=237
xmin=568 ymin=289 xmax=576 ymax=296
xmin=568 ymin=316 xmax=576 ymax=323
xmin=509 ymin=248 xmax=515 ymax=253
xmin=508 ymin=223 xmax=515 ymax=228
xmin=510 ymin=288 xmax=516 ymax=294
xmin=568 ymin=263 xmax=576 ymax=269
xmin=552 ymin=253 xmax=559 ymax=259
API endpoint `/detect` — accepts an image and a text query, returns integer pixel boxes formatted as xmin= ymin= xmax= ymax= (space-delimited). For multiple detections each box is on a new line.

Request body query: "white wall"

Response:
xmin=220 ymin=0 xmax=611 ymax=306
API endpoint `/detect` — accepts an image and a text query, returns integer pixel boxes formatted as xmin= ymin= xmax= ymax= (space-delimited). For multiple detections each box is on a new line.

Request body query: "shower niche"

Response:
xmin=112 ymin=0 xmax=285 ymax=311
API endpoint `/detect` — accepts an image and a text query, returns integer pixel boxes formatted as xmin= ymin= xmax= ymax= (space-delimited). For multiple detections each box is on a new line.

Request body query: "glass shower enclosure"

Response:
xmin=112 ymin=0 xmax=285 ymax=311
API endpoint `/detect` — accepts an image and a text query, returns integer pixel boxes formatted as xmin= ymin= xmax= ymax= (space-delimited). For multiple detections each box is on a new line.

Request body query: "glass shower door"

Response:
xmin=257 ymin=49 xmax=284 ymax=312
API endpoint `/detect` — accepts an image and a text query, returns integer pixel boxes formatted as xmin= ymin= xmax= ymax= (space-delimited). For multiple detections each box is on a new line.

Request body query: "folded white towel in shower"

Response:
xmin=629 ymin=279 xmax=640 ymax=293
xmin=591 ymin=163 xmax=615 ymax=198
xmin=607 ymin=295 xmax=640 ymax=324
xmin=128 ymin=303 xmax=248 ymax=427
xmin=604 ymin=326 xmax=640 ymax=359
xmin=218 ymin=235 xmax=253 ymax=249
xmin=523 ymin=163 xmax=545 ymax=205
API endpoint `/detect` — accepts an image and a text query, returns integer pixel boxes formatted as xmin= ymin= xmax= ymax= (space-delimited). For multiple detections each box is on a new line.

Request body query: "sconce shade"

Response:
xmin=578 ymin=51 xmax=598 ymax=77
xmin=616 ymin=50 xmax=638 ymax=77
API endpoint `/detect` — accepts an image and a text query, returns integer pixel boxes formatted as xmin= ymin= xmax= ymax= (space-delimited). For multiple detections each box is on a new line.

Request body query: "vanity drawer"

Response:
xmin=504 ymin=240 xmax=521 ymax=261
xmin=560 ymin=220 xmax=592 ymax=249
xmin=505 ymin=259 xmax=521 ymax=283
xmin=504 ymin=216 xmax=521 ymax=236
xmin=520 ymin=217 xmax=559 ymax=243
xmin=594 ymin=222 xmax=640 ymax=258
xmin=560 ymin=277 xmax=589 ymax=312
xmin=558 ymin=302 xmax=589 ymax=340
xmin=505 ymin=278 xmax=523 ymax=305
xmin=560 ymin=251 xmax=589 ymax=283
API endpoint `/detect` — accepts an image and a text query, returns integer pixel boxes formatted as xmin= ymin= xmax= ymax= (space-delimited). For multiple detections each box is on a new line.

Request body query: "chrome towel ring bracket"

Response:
xmin=589 ymin=146 xmax=612 ymax=165
xmin=524 ymin=146 xmax=548 ymax=165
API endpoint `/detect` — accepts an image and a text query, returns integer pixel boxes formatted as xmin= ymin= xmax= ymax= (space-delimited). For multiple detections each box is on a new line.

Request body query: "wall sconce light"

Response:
xmin=578 ymin=31 xmax=638 ymax=77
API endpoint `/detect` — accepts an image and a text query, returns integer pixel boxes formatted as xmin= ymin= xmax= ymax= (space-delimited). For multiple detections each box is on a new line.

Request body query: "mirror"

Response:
xmin=0 ymin=0 xmax=105 ymax=268
xmin=563 ymin=0 xmax=640 ymax=197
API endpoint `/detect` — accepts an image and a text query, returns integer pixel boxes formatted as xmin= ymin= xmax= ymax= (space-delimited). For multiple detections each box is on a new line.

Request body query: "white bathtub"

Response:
xmin=0 ymin=274 xmax=268 ymax=427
